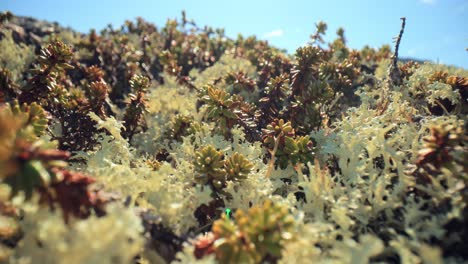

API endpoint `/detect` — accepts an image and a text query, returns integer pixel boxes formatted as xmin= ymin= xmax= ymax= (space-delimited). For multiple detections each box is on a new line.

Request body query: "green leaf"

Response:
xmin=5 ymin=160 xmax=49 ymax=199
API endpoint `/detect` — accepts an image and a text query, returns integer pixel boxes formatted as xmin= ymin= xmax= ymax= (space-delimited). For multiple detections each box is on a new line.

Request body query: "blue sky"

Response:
xmin=2 ymin=0 xmax=467 ymax=68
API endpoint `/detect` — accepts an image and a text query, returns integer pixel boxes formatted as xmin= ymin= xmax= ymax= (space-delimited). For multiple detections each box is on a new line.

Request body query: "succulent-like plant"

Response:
xmin=309 ymin=21 xmax=328 ymax=45
xmin=57 ymin=109 xmax=100 ymax=151
xmin=262 ymin=118 xmax=294 ymax=140
xmin=399 ymin=61 xmax=420 ymax=80
xmin=193 ymin=146 xmax=254 ymax=191
xmin=79 ymin=66 xmax=110 ymax=118
xmin=257 ymin=73 xmax=290 ymax=127
xmin=224 ymin=152 xmax=254 ymax=182
xmin=417 ymin=124 xmax=467 ymax=178
xmin=122 ymin=74 xmax=150 ymax=140
xmin=194 ymin=145 xmax=226 ymax=190
xmin=19 ymin=41 xmax=74 ymax=109
xmin=263 ymin=74 xmax=290 ymax=102
xmin=202 ymin=85 xmax=239 ymax=129
xmin=262 ymin=119 xmax=314 ymax=169
xmin=39 ymin=168 xmax=104 ymax=223
xmin=159 ymin=50 xmax=196 ymax=90
xmin=0 ymin=104 xmax=106 ymax=223
xmin=287 ymin=44 xmax=346 ymax=132
xmin=206 ymin=200 xmax=295 ymax=263
xmin=224 ymin=71 xmax=256 ymax=93
xmin=87 ymin=81 xmax=109 ymax=117
xmin=167 ymin=114 xmax=200 ymax=142
xmin=1 ymin=138 xmax=69 ymax=199
xmin=9 ymin=100 xmax=48 ymax=137
xmin=291 ymin=46 xmax=324 ymax=95
xmin=447 ymin=75 xmax=468 ymax=103
xmin=283 ymin=135 xmax=314 ymax=166
xmin=429 ymin=71 xmax=449 ymax=84
xmin=200 ymin=85 xmax=259 ymax=140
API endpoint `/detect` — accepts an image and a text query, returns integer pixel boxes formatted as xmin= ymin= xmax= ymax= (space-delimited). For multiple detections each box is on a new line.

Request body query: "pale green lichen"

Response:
xmin=0 ymin=29 xmax=35 ymax=83
xmin=9 ymin=203 xmax=143 ymax=264
xmin=1 ymin=13 xmax=467 ymax=264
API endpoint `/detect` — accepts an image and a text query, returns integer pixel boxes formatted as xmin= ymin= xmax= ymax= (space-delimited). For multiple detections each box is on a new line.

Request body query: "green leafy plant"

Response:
xmin=79 ymin=66 xmax=110 ymax=118
xmin=194 ymin=146 xmax=254 ymax=191
xmin=416 ymin=124 xmax=467 ymax=180
xmin=262 ymin=119 xmax=314 ymax=169
xmin=166 ymin=114 xmax=200 ymax=142
xmin=194 ymin=200 xmax=295 ymax=263
xmin=224 ymin=152 xmax=254 ymax=182
xmin=194 ymin=145 xmax=226 ymax=190
xmin=9 ymin=100 xmax=48 ymax=137
xmin=122 ymin=74 xmax=150 ymax=140
xmin=1 ymin=11 xmax=468 ymax=264
xmin=19 ymin=40 xmax=74 ymax=110
xmin=202 ymin=86 xmax=239 ymax=130
xmin=0 ymin=101 xmax=108 ymax=224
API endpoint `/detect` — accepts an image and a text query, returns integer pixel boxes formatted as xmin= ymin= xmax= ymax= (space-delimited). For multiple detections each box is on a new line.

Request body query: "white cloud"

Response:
xmin=420 ymin=0 xmax=436 ymax=5
xmin=263 ymin=29 xmax=284 ymax=38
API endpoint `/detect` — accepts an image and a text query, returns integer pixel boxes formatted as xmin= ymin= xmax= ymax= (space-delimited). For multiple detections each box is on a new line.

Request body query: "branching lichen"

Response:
xmin=1 ymin=12 xmax=467 ymax=264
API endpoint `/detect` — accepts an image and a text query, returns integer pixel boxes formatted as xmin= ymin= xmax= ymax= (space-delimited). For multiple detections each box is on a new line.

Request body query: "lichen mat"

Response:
xmin=0 ymin=11 xmax=467 ymax=264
